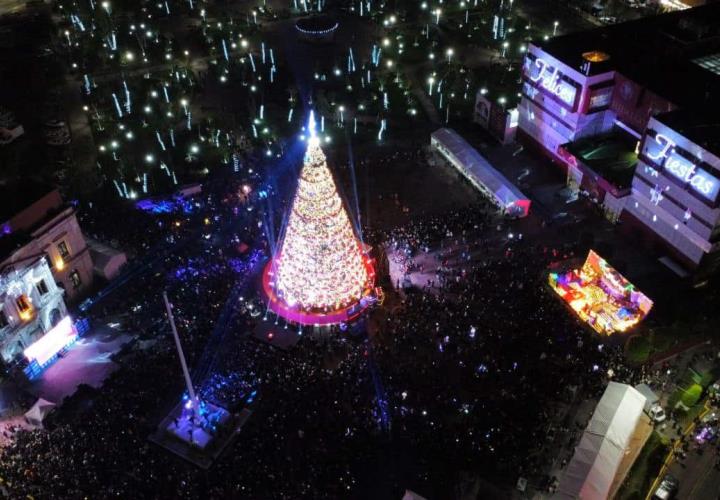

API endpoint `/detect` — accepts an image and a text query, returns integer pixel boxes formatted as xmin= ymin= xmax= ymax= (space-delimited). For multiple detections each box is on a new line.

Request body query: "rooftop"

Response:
xmin=0 ymin=181 xmax=56 ymax=223
xmin=564 ymin=131 xmax=639 ymax=190
xmin=654 ymin=108 xmax=720 ymax=159
xmin=0 ymin=181 xmax=63 ymax=262
xmin=534 ymin=4 xmax=720 ymax=108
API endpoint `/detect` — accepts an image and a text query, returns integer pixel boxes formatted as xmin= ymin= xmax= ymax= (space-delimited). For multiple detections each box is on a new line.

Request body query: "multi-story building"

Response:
xmin=517 ymin=4 xmax=720 ymax=273
xmin=625 ymin=111 xmax=720 ymax=271
xmin=0 ymin=256 xmax=71 ymax=369
xmin=0 ymin=182 xmax=94 ymax=300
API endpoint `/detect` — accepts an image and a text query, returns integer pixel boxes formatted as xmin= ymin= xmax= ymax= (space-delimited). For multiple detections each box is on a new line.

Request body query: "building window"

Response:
xmin=57 ymin=241 xmax=70 ymax=259
xmin=36 ymin=279 xmax=49 ymax=295
xmin=0 ymin=311 xmax=8 ymax=329
xmin=16 ymin=295 xmax=33 ymax=321
xmin=70 ymin=270 xmax=82 ymax=289
xmin=45 ymin=252 xmax=54 ymax=270
xmin=16 ymin=295 xmax=31 ymax=313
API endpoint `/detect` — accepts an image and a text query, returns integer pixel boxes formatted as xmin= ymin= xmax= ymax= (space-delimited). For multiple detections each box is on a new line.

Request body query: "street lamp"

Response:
xmin=446 ymin=47 xmax=454 ymax=62
xmin=434 ymin=8 xmax=442 ymax=24
xmin=428 ymin=76 xmax=435 ymax=96
xmin=553 ymin=20 xmax=559 ymax=36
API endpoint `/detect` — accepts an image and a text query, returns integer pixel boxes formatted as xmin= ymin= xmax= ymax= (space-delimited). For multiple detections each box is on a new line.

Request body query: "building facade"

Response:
xmin=624 ymin=114 xmax=720 ymax=269
xmin=0 ymin=184 xmax=94 ymax=301
xmin=0 ymin=257 xmax=67 ymax=365
xmin=518 ymin=45 xmax=616 ymax=167
xmin=516 ymin=4 xmax=720 ymax=273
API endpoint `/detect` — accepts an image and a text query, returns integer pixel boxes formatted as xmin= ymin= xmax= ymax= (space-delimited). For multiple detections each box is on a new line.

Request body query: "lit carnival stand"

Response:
xmin=262 ymin=116 xmax=375 ymax=326
xmin=549 ymin=250 xmax=653 ymax=335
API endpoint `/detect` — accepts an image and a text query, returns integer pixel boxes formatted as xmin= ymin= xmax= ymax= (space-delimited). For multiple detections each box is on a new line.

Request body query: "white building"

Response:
xmin=624 ymin=111 xmax=720 ymax=270
xmin=518 ymin=44 xmax=616 ymax=166
xmin=0 ymin=257 xmax=69 ymax=368
xmin=0 ymin=182 xmax=94 ymax=301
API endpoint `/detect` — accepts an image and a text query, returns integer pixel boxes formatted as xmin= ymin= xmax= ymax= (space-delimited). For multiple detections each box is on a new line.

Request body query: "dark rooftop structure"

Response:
xmin=0 ymin=181 xmax=57 ymax=223
xmin=653 ymin=108 xmax=720 ymax=158
xmin=0 ymin=181 xmax=64 ymax=260
xmin=533 ymin=4 xmax=720 ymax=110
xmin=564 ymin=132 xmax=639 ymax=190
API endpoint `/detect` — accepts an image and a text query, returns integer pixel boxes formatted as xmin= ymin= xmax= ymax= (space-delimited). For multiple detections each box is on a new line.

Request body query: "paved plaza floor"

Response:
xmin=28 ymin=325 xmax=132 ymax=404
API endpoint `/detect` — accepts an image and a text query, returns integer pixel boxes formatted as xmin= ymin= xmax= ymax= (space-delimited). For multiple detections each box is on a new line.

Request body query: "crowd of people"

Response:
xmin=0 ymin=162 xmax=644 ymax=499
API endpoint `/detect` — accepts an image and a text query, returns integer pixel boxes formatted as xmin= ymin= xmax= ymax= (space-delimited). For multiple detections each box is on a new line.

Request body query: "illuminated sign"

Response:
xmin=644 ymin=133 xmax=720 ymax=201
xmin=527 ymin=58 xmax=578 ymax=106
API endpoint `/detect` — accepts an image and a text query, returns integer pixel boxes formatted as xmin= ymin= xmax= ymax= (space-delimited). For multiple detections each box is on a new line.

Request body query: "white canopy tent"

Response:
xmin=430 ymin=128 xmax=530 ymax=217
xmin=24 ymin=398 xmax=56 ymax=429
xmin=554 ymin=382 xmax=646 ymax=500
xmin=88 ymin=238 xmax=128 ymax=280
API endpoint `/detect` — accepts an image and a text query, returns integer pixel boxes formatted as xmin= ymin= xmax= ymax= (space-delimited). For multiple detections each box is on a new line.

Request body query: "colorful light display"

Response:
xmin=265 ymin=117 xmax=374 ymax=324
xmin=549 ymin=251 xmax=653 ymax=335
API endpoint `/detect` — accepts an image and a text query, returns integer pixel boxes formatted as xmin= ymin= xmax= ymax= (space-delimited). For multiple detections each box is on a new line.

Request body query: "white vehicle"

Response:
xmin=635 ymin=384 xmax=665 ymax=422
xmin=649 ymin=404 xmax=666 ymax=423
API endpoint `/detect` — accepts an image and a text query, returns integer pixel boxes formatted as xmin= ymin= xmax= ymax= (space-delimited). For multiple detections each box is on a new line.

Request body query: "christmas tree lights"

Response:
xmin=267 ymin=115 xmax=372 ymax=318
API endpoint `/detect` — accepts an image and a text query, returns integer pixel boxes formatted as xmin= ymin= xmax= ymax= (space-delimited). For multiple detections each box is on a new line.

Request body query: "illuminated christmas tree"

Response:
xmin=269 ymin=115 xmax=372 ymax=317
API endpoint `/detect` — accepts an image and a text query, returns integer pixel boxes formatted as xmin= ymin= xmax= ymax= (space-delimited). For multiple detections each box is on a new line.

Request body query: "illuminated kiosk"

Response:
xmin=549 ymin=251 xmax=653 ymax=335
xmin=150 ymin=293 xmax=250 ymax=469
xmin=263 ymin=116 xmax=375 ymax=326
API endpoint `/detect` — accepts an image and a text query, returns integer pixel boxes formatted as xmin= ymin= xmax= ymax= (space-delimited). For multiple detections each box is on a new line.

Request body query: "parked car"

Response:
xmin=653 ymin=474 xmax=678 ymax=500
xmin=649 ymin=404 xmax=666 ymax=423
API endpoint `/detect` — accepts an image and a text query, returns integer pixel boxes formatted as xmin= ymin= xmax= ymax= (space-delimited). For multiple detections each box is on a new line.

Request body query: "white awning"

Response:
xmin=554 ymin=382 xmax=647 ymax=499
xmin=430 ymin=128 xmax=530 ymax=217
xmin=24 ymin=398 xmax=56 ymax=428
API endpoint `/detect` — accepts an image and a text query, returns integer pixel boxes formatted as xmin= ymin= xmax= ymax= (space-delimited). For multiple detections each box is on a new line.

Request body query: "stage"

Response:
xmin=150 ymin=399 xmax=252 ymax=469
xmin=27 ymin=325 xmax=132 ymax=404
